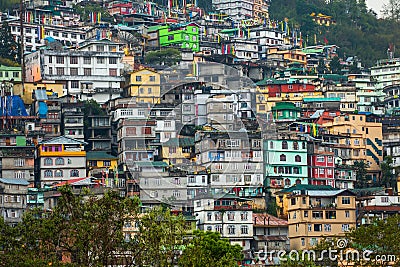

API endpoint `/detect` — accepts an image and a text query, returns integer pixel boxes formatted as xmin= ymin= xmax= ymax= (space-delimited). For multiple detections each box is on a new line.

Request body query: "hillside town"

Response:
xmin=0 ymin=0 xmax=400 ymax=266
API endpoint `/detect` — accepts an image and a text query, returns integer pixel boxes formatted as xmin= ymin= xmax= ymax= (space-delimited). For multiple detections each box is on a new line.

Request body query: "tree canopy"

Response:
xmin=0 ymin=22 xmax=20 ymax=63
xmin=145 ymin=48 xmax=182 ymax=66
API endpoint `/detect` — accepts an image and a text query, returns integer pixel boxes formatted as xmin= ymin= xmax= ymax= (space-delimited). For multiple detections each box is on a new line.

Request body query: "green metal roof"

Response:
xmin=256 ymin=78 xmax=287 ymax=86
xmin=303 ymin=97 xmax=341 ymax=102
xmin=163 ymin=137 xmax=194 ymax=147
xmin=134 ymin=161 xmax=169 ymax=167
xmin=272 ymin=102 xmax=301 ymax=111
xmin=277 ymin=184 xmax=336 ymax=194
xmin=87 ymin=151 xmax=118 ymax=161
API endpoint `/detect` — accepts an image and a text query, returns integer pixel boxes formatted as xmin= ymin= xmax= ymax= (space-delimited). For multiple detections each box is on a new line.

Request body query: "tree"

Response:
xmin=346 ymin=215 xmax=400 ymax=266
xmin=317 ymin=58 xmax=328 ymax=74
xmin=134 ymin=206 xmax=186 ymax=266
xmin=329 ymin=56 xmax=342 ymax=74
xmin=382 ymin=0 xmax=400 ymax=21
xmin=145 ymin=48 xmax=182 ymax=66
xmin=354 ymin=160 xmax=369 ymax=188
xmin=380 ymin=156 xmax=396 ymax=188
xmin=179 ymin=230 xmax=243 ymax=267
xmin=0 ymin=22 xmax=19 ymax=63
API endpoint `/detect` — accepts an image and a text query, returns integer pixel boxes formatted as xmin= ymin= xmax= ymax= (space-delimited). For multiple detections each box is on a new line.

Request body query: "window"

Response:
xmin=304 ymin=211 xmax=308 ymax=217
xmin=293 ymin=167 xmax=300 ymax=174
xmin=109 ymin=69 xmax=117 ymax=76
xmin=136 ymin=76 xmax=142 ymax=82
xmin=103 ymin=161 xmax=111 ymax=167
xmin=342 ymin=197 xmax=351 ymax=205
xmin=96 ymin=45 xmax=104 ymax=52
xmin=149 ymin=75 xmax=155 ymax=82
xmin=317 ymin=156 xmax=324 ymax=162
xmin=83 ymin=57 xmax=91 ymax=64
xmin=84 ymin=68 xmax=91 ymax=76
xmin=324 ymin=224 xmax=331 ymax=232
xmin=240 ymin=211 xmax=248 ymax=221
xmin=314 ymin=224 xmax=322 ymax=232
xmin=301 ymin=238 xmax=305 ymax=246
xmin=327 ymin=156 xmax=333 ymax=163
xmin=293 ymin=141 xmax=299 ymax=150
xmin=70 ymin=169 xmax=79 ymax=177
xmin=148 ymin=88 xmax=152 ymax=94
xmin=55 ymin=158 xmax=64 ymax=165
xmin=14 ymin=158 xmax=25 ymax=167
xmin=44 ymin=158 xmax=53 ymax=166
xmin=44 ymin=170 xmax=53 ymax=177
xmin=215 ymin=224 xmax=222 ymax=233
xmin=282 ymin=141 xmax=288 ymax=149
xmin=70 ymin=68 xmax=78 ymax=76
xmin=97 ymin=57 xmax=105 ymax=64
xmin=241 ymin=225 xmax=248 ymax=235
xmin=54 ymin=55 xmax=64 ymax=64
xmin=342 ymin=224 xmax=350 ymax=232
xmin=228 ymin=225 xmax=235 ymax=235
xmin=345 ymin=211 xmax=350 ymax=218
xmin=207 ymin=212 xmax=212 ymax=221
xmin=280 ymin=154 xmax=286 ymax=161
xmin=270 ymin=141 xmax=273 ymax=149
xmin=295 ymin=155 xmax=301 ymax=162
xmin=56 ymin=67 xmax=64 ymax=75
xmin=227 ymin=212 xmax=235 ymax=221
xmin=214 ymin=212 xmax=222 ymax=220
xmin=71 ymin=81 xmax=79 ymax=88
xmin=126 ymin=127 xmax=136 ymax=136
xmin=54 ymin=170 xmax=63 ymax=177
xmin=142 ymin=127 xmax=152 ymax=135
xmin=70 ymin=56 xmax=78 ymax=64
xmin=109 ymin=57 xmax=117 ymax=64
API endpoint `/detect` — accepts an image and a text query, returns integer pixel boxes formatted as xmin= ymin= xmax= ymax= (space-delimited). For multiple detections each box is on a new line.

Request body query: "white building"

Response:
xmin=212 ymin=0 xmax=268 ymax=22
xmin=24 ymin=39 xmax=125 ymax=103
xmin=194 ymin=194 xmax=254 ymax=250
xmin=249 ymin=27 xmax=284 ymax=59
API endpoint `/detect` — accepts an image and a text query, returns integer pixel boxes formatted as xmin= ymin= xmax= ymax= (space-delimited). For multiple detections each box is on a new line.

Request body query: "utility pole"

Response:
xmin=19 ymin=0 xmax=25 ymax=94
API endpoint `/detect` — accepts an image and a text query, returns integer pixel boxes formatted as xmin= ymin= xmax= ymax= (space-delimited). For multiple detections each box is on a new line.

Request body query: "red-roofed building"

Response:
xmin=252 ymin=213 xmax=288 ymax=252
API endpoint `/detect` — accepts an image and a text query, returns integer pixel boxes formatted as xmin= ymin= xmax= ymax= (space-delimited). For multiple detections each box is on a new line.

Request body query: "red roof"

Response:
xmin=253 ymin=213 xmax=288 ymax=227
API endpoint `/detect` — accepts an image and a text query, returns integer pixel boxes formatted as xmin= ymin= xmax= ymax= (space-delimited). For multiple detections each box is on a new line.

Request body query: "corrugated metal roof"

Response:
xmin=39 ymin=136 xmax=87 ymax=145
xmin=35 ymin=89 xmax=48 ymax=101
xmin=307 ymin=189 xmax=347 ymax=197
xmin=87 ymin=151 xmax=118 ymax=160
xmin=0 ymin=178 xmax=30 ymax=185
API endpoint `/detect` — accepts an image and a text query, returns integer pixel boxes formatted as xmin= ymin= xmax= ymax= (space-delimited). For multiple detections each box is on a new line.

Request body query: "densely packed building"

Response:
xmin=1 ymin=0 xmax=400 ymax=263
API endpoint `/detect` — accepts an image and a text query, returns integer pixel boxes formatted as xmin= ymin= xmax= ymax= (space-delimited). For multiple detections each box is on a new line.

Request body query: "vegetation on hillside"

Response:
xmin=269 ymin=0 xmax=400 ymax=67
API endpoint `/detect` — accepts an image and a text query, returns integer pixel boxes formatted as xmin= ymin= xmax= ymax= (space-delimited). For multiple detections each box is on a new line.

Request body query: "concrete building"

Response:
xmin=252 ymin=213 xmax=289 ymax=252
xmin=249 ymin=27 xmax=284 ymax=59
xmin=24 ymin=39 xmax=125 ymax=103
xmin=287 ymin=189 xmax=356 ymax=250
xmin=37 ymin=136 xmax=87 ymax=187
xmin=87 ymin=114 xmax=113 ymax=151
xmin=264 ymin=138 xmax=308 ymax=191
xmin=61 ymin=100 xmax=85 ymax=141
xmin=212 ymin=0 xmax=268 ymax=21
xmin=194 ymin=194 xmax=254 ymax=250
xmin=123 ymin=68 xmax=161 ymax=104
xmin=324 ymin=83 xmax=357 ymax=113
xmin=0 ymin=178 xmax=30 ymax=225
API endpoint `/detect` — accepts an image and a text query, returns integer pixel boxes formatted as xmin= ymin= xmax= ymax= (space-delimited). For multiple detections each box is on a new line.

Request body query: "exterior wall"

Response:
xmin=158 ymin=24 xmax=200 ymax=52
xmin=264 ymin=139 xmax=308 ymax=189
xmin=0 ymin=65 xmax=22 ymax=82
xmin=0 ymin=181 xmax=29 ymax=224
xmin=287 ymin=193 xmax=356 ymax=250
xmin=127 ymin=69 xmax=161 ymax=104
xmin=14 ymin=82 xmax=64 ymax=105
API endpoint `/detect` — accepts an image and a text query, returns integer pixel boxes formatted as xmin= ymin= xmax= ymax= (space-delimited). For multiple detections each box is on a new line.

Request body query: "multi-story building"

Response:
xmin=148 ymin=23 xmax=200 ymax=52
xmin=249 ymin=27 xmax=284 ymax=59
xmin=287 ymin=188 xmax=356 ymax=250
xmin=34 ymin=89 xmax=62 ymax=139
xmin=61 ymin=99 xmax=85 ymax=141
xmin=307 ymin=141 xmax=335 ymax=187
xmin=383 ymin=84 xmax=400 ymax=114
xmin=87 ymin=114 xmax=113 ymax=151
xmin=221 ymin=39 xmax=259 ymax=62
xmin=212 ymin=0 xmax=268 ymax=21
xmin=86 ymin=151 xmax=119 ymax=183
xmin=0 ymin=64 xmax=22 ymax=83
xmin=370 ymin=57 xmax=400 ymax=90
xmin=37 ymin=136 xmax=87 ymax=187
xmin=324 ymin=83 xmax=357 ymax=113
xmin=195 ymin=131 xmax=264 ymax=207
xmin=264 ymin=138 xmax=308 ymax=191
xmin=357 ymin=194 xmax=400 ymax=225
xmin=206 ymin=94 xmax=239 ymax=131
xmin=252 ymin=213 xmax=289 ymax=252
xmin=0 ymin=178 xmax=30 ymax=225
xmin=24 ymin=39 xmax=125 ymax=103
xmin=161 ymin=137 xmax=195 ymax=166
xmin=194 ymin=194 xmax=254 ymax=250
xmin=123 ymin=68 xmax=161 ymax=104
xmin=322 ymin=114 xmax=383 ymax=181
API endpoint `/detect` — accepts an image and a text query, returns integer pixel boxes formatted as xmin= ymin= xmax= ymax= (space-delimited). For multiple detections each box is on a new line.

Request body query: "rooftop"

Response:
xmin=0 ymin=178 xmax=30 ymax=186
xmin=87 ymin=151 xmax=118 ymax=161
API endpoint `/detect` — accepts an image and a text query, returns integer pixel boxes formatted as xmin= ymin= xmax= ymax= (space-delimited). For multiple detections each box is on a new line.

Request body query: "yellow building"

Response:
xmin=275 ymin=184 xmax=339 ymax=219
xmin=287 ymin=189 xmax=356 ymax=250
xmin=161 ymin=137 xmax=195 ymax=165
xmin=125 ymin=68 xmax=161 ymax=104
xmin=87 ymin=151 xmax=119 ymax=180
xmin=267 ymin=47 xmax=307 ymax=66
xmin=14 ymin=82 xmax=64 ymax=105
xmin=322 ymin=114 xmax=383 ymax=180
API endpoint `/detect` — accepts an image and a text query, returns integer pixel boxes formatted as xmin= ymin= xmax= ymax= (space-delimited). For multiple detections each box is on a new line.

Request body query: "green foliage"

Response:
xmin=0 ymin=57 xmax=20 ymax=67
xmin=145 ymin=48 xmax=182 ymax=66
xmin=0 ymin=0 xmax=19 ymax=11
xmin=347 ymin=215 xmax=400 ymax=266
xmin=380 ymin=156 xmax=396 ymax=189
xmin=0 ymin=22 xmax=20 ymax=63
xmin=354 ymin=160 xmax=368 ymax=188
xmin=317 ymin=58 xmax=328 ymax=74
xmin=73 ymin=3 xmax=113 ymax=23
xmin=179 ymin=230 xmax=243 ymax=267
xmin=329 ymin=56 xmax=342 ymax=74
xmin=269 ymin=0 xmax=400 ymax=67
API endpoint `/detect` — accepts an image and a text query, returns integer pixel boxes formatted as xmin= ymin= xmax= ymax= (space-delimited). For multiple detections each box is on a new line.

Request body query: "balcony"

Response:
xmin=214 ymin=204 xmax=252 ymax=211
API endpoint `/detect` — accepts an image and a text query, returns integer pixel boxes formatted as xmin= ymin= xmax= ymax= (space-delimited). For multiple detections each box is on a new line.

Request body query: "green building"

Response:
xmin=271 ymin=102 xmax=301 ymax=121
xmin=150 ymin=23 xmax=200 ymax=52
xmin=0 ymin=64 xmax=22 ymax=82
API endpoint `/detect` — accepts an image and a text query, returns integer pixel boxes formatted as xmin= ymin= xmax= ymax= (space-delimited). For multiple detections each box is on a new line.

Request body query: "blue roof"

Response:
xmin=35 ymin=89 xmax=48 ymax=101
xmin=0 ymin=96 xmax=29 ymax=116
xmin=38 ymin=101 xmax=48 ymax=119
xmin=0 ymin=178 xmax=30 ymax=185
